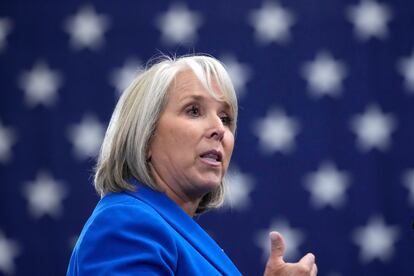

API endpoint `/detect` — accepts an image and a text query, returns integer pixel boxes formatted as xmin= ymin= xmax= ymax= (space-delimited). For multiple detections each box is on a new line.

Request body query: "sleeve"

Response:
xmin=72 ymin=203 xmax=178 ymax=276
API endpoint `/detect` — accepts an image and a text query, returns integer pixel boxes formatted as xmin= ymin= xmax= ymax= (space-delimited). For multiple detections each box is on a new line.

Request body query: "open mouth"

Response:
xmin=200 ymin=150 xmax=222 ymax=164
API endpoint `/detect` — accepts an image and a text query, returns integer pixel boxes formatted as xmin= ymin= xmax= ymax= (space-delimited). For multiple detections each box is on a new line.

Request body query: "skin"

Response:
xmin=148 ymin=70 xmax=235 ymax=217
xmin=264 ymin=232 xmax=318 ymax=276
xmin=148 ymin=69 xmax=318 ymax=275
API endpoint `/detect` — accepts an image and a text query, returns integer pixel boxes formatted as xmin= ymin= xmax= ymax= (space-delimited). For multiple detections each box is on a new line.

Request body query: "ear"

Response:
xmin=146 ymin=149 xmax=152 ymax=162
xmin=146 ymin=137 xmax=155 ymax=162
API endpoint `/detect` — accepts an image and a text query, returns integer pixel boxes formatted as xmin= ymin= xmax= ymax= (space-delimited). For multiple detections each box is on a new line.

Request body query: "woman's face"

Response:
xmin=148 ymin=70 xmax=235 ymax=203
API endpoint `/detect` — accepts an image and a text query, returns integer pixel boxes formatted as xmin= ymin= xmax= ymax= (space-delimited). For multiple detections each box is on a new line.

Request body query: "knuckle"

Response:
xmin=313 ymin=263 xmax=318 ymax=275
xmin=264 ymin=260 xmax=276 ymax=271
xmin=297 ymin=264 xmax=311 ymax=275
xmin=264 ymin=261 xmax=284 ymax=275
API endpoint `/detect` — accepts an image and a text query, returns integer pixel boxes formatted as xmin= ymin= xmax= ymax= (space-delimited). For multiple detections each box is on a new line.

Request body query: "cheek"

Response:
xmin=174 ymin=127 xmax=195 ymax=144
xmin=166 ymin=123 xmax=200 ymax=151
xmin=224 ymin=134 xmax=235 ymax=163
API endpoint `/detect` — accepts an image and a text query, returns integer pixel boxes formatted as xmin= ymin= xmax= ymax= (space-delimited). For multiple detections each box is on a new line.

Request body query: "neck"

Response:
xmin=149 ymin=165 xmax=200 ymax=217
xmin=164 ymin=188 xmax=201 ymax=217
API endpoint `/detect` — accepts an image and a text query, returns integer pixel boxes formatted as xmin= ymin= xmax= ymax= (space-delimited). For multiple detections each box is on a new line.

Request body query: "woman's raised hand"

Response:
xmin=264 ymin=232 xmax=317 ymax=276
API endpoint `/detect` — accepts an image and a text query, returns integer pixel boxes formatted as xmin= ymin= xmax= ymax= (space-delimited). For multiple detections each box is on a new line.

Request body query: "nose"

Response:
xmin=206 ymin=115 xmax=225 ymax=141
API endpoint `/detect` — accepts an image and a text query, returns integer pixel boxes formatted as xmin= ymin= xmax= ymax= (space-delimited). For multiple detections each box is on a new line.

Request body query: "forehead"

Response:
xmin=170 ymin=70 xmax=228 ymax=105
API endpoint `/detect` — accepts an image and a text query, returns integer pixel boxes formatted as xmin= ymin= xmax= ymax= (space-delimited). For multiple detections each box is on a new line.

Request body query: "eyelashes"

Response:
xmin=220 ymin=114 xmax=233 ymax=126
xmin=186 ymin=105 xmax=200 ymax=117
xmin=185 ymin=104 xmax=233 ymax=127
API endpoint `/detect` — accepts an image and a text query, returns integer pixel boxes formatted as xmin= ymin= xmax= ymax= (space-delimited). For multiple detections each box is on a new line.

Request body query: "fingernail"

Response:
xmin=308 ymin=253 xmax=315 ymax=261
xmin=269 ymin=231 xmax=278 ymax=240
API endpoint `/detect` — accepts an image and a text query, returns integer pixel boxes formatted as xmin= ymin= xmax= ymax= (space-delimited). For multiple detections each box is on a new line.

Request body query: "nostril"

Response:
xmin=210 ymin=129 xmax=224 ymax=141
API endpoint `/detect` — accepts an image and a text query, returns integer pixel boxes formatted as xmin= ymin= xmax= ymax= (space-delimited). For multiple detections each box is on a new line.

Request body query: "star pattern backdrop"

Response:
xmin=0 ymin=0 xmax=413 ymax=275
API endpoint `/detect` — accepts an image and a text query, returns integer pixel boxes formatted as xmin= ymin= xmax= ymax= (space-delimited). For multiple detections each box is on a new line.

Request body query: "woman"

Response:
xmin=67 ymin=55 xmax=317 ymax=275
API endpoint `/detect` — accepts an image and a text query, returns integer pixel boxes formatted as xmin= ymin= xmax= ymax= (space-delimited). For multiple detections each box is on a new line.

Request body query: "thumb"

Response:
xmin=268 ymin=231 xmax=285 ymax=263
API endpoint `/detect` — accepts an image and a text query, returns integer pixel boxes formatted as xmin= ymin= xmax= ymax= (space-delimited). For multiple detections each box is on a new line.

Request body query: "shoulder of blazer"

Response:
xmin=72 ymin=191 xmax=179 ymax=274
xmin=83 ymin=191 xmax=177 ymax=244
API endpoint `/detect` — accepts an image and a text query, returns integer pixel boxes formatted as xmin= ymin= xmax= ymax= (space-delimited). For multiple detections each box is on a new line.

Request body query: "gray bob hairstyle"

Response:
xmin=94 ymin=54 xmax=238 ymax=214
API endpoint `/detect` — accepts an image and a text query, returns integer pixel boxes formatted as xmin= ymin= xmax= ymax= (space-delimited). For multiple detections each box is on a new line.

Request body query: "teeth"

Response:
xmin=203 ymin=153 xmax=218 ymax=161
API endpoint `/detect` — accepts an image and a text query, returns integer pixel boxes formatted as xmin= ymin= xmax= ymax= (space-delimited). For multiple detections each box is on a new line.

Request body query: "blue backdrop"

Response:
xmin=0 ymin=1 xmax=413 ymax=275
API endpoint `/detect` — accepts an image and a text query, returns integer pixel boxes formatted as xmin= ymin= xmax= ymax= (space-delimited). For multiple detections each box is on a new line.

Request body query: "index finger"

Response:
xmin=298 ymin=253 xmax=315 ymax=270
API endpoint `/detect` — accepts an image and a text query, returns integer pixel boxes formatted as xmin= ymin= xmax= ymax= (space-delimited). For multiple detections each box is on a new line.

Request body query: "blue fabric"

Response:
xmin=67 ymin=180 xmax=241 ymax=276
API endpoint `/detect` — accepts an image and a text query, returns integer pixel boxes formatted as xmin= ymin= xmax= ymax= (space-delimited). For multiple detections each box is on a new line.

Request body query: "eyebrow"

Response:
xmin=179 ymin=94 xmax=231 ymax=110
xmin=179 ymin=94 xmax=203 ymax=102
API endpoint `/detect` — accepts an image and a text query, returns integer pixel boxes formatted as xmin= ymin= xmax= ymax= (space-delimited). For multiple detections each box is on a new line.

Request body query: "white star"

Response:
xmin=326 ymin=271 xmax=341 ymax=276
xmin=249 ymin=1 xmax=295 ymax=44
xmin=327 ymin=273 xmax=342 ymax=276
xmin=221 ymin=55 xmax=252 ymax=98
xmin=110 ymin=57 xmax=142 ymax=95
xmin=64 ymin=5 xmax=110 ymax=50
xmin=397 ymin=51 xmax=414 ymax=93
xmin=350 ymin=104 xmax=396 ymax=152
xmin=352 ymin=215 xmax=399 ymax=263
xmin=0 ymin=231 xmax=20 ymax=275
xmin=223 ymin=166 xmax=254 ymax=211
xmin=254 ymin=108 xmax=300 ymax=154
xmin=402 ymin=169 xmax=414 ymax=206
xmin=304 ymin=161 xmax=350 ymax=209
xmin=255 ymin=219 xmax=305 ymax=262
xmin=18 ymin=61 xmax=62 ymax=107
xmin=0 ymin=120 xmax=16 ymax=164
xmin=155 ymin=3 xmax=202 ymax=45
xmin=67 ymin=114 xmax=105 ymax=160
xmin=301 ymin=51 xmax=347 ymax=98
xmin=22 ymin=171 xmax=68 ymax=218
xmin=0 ymin=18 xmax=12 ymax=52
xmin=347 ymin=0 xmax=392 ymax=41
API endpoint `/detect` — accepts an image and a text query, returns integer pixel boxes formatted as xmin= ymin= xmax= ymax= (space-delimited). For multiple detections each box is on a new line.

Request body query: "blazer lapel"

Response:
xmin=126 ymin=180 xmax=241 ymax=275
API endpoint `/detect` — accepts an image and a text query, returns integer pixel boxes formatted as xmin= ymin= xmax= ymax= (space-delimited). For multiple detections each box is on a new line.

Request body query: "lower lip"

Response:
xmin=199 ymin=157 xmax=221 ymax=167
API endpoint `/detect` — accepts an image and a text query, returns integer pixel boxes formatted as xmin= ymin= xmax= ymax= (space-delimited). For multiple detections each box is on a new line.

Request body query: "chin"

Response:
xmin=196 ymin=178 xmax=221 ymax=194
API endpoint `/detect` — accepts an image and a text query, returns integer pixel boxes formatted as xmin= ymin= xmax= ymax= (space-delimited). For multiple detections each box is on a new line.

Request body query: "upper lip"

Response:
xmin=200 ymin=149 xmax=223 ymax=162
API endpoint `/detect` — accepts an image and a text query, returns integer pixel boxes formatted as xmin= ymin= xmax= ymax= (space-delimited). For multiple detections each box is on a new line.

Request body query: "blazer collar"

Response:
xmin=125 ymin=179 xmax=240 ymax=275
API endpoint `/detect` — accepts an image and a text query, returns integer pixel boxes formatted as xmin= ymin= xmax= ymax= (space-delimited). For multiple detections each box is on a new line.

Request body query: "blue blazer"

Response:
xmin=67 ymin=180 xmax=241 ymax=275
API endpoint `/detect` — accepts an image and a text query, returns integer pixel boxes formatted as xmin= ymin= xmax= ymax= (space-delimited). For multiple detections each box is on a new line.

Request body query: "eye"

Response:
xmin=220 ymin=113 xmax=233 ymax=126
xmin=186 ymin=105 xmax=200 ymax=117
